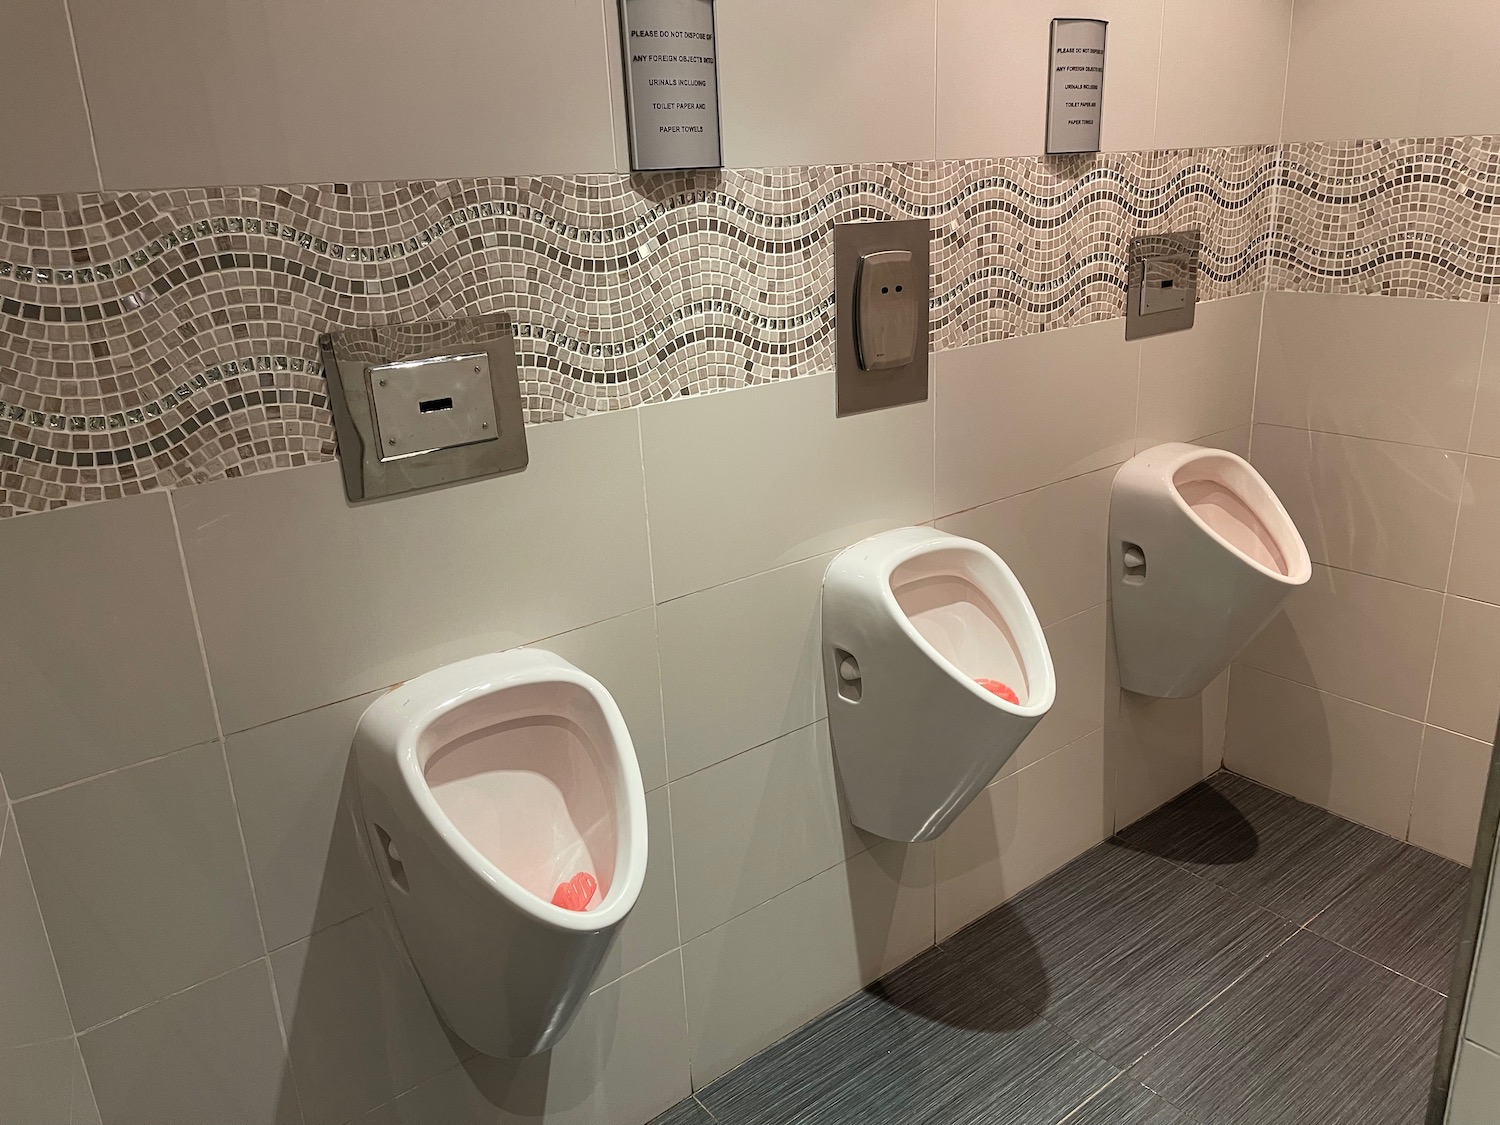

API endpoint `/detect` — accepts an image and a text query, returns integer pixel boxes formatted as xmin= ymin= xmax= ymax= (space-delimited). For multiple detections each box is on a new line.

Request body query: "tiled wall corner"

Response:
xmin=1226 ymin=296 xmax=1500 ymax=863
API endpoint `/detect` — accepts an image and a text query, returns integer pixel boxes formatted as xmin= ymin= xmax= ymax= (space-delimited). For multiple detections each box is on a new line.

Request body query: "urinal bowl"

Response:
xmin=1110 ymin=443 xmax=1311 ymax=698
xmin=352 ymin=650 xmax=648 ymax=1057
xmin=822 ymin=528 xmax=1056 ymax=843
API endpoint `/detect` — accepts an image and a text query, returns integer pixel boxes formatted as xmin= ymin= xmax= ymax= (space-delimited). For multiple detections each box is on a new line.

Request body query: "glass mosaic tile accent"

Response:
xmin=1274 ymin=136 xmax=1500 ymax=300
xmin=0 ymin=148 xmax=1276 ymax=516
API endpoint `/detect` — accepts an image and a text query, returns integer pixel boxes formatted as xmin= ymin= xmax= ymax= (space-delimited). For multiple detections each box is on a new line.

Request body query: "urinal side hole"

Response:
xmin=1122 ymin=541 xmax=1147 ymax=585
xmin=834 ymin=648 xmax=863 ymax=702
xmin=374 ymin=824 xmax=410 ymax=893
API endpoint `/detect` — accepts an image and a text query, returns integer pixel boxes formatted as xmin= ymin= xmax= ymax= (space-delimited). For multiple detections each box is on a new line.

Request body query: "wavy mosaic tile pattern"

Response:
xmin=1274 ymin=136 xmax=1500 ymax=300
xmin=0 ymin=147 xmax=1276 ymax=515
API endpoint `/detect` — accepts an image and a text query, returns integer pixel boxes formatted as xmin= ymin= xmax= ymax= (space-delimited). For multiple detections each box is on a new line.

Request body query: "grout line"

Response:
xmin=599 ymin=0 xmax=622 ymax=173
xmin=1274 ymin=0 xmax=1295 ymax=147
xmin=1147 ymin=0 xmax=1166 ymax=148
xmin=1053 ymin=1073 xmax=1134 ymax=1125
xmin=58 ymin=0 xmax=103 ymax=192
xmin=1237 ymin=662 xmax=1425 ymax=726
xmin=13 ymin=739 xmax=215 ymax=804
xmin=168 ymin=492 xmax=304 ymax=1120
xmin=1252 ymin=417 xmax=1479 ymax=459
xmin=635 ymin=408 xmax=661 ymax=608
xmin=934 ymin=460 xmax=1125 ymax=525
xmin=1245 ymin=289 xmax=1269 ymax=460
xmin=7 ymin=806 xmax=91 ymax=1048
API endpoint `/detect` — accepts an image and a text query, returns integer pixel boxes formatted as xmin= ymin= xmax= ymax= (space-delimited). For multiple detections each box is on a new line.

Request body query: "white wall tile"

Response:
xmin=937 ymin=466 xmax=1113 ymax=629
xmin=1429 ymin=595 xmax=1500 ymax=743
xmin=392 ymin=951 xmax=691 ymax=1125
xmin=641 ymin=373 xmax=933 ymax=601
xmin=0 ymin=0 xmax=98 ymax=194
xmin=657 ymin=555 xmax=828 ymax=780
xmin=0 ymin=817 xmax=72 ymax=1051
xmin=1448 ymin=1041 xmax=1500 ymax=1125
xmin=225 ymin=694 xmax=385 ymax=953
xmin=270 ymin=909 xmax=459 ymax=1125
xmin=1408 ymin=726 xmax=1490 ymax=866
xmin=1200 ymin=424 xmax=1252 ymax=459
xmin=1135 ymin=293 xmax=1263 ymax=451
xmin=0 ymin=492 xmax=217 ymax=798
xmin=594 ymin=788 xmax=681 ymax=990
xmin=669 ymin=722 xmax=859 ymax=941
xmin=1255 ymin=293 xmax=1488 ymax=450
xmin=717 ymin=0 xmax=937 ymax=165
xmin=1250 ymin=424 xmax=1466 ymax=591
xmin=1154 ymin=0 xmax=1292 ymax=149
xmin=1236 ymin=563 xmax=1444 ymax=720
xmin=1110 ymin=669 xmax=1228 ymax=831
xmin=1006 ymin=606 xmax=1107 ymax=776
xmin=542 ymin=608 xmax=669 ymax=793
xmin=1450 ymin=455 xmax=1500 ymax=606
xmin=1283 ymin=0 xmax=1500 ymax=141
xmin=14 ymin=742 xmax=264 ymax=1030
xmin=176 ymin=410 xmax=653 ymax=734
xmin=683 ymin=841 xmax=933 ymax=1085
xmin=69 ymin=0 xmax=617 ymax=188
xmin=0 ymin=1037 xmax=100 ymax=1125
xmin=935 ymin=729 xmax=1109 ymax=939
xmin=80 ymin=961 xmax=298 ymax=1125
xmin=1223 ymin=665 xmax=1423 ymax=837
xmin=1466 ymin=306 xmax=1500 ymax=457
xmin=936 ymin=0 xmax=1162 ymax=157
xmin=935 ymin=321 xmax=1137 ymax=516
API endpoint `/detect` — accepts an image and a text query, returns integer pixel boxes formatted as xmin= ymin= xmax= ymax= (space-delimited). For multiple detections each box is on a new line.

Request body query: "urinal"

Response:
xmin=822 ymin=528 xmax=1056 ymax=842
xmin=1110 ymin=442 xmax=1311 ymax=698
xmin=352 ymin=649 xmax=648 ymax=1057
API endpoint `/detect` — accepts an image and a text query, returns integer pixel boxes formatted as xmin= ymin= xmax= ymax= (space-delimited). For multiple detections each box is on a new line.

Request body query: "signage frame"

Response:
xmin=618 ymin=0 xmax=724 ymax=172
xmin=1045 ymin=17 xmax=1108 ymax=156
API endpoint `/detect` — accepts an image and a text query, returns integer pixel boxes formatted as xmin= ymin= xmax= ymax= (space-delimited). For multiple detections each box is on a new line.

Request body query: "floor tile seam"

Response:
xmin=1050 ymin=1071 xmax=1137 ymax=1125
xmin=1122 ymin=925 xmax=1301 ymax=1075
xmin=1291 ymin=922 xmax=1450 ymax=999
xmin=1143 ymin=854 xmax=1312 ymax=931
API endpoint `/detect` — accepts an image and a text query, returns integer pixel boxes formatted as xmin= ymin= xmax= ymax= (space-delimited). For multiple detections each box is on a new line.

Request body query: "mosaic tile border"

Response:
xmin=1273 ymin=136 xmax=1500 ymax=300
xmin=1 ymin=146 xmax=1277 ymax=515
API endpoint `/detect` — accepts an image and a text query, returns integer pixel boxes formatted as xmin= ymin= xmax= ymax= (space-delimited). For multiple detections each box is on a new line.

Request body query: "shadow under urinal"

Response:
xmin=838 ymin=758 xmax=1051 ymax=1036
xmin=867 ymin=901 xmax=1049 ymax=1036
xmin=1113 ymin=778 xmax=1261 ymax=865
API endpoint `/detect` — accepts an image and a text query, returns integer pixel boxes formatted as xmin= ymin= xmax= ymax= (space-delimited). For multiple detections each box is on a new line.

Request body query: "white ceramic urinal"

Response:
xmin=822 ymin=528 xmax=1055 ymax=842
xmin=1111 ymin=443 xmax=1311 ymax=698
xmin=352 ymin=649 xmax=647 ymax=1057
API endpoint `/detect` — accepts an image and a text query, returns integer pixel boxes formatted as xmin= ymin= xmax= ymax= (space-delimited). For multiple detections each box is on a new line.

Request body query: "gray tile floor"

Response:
xmin=654 ymin=771 xmax=1471 ymax=1125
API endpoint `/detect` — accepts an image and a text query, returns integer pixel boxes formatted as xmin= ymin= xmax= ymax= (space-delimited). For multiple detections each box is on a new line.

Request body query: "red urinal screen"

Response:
xmin=552 ymin=872 xmax=599 ymax=911
xmin=974 ymin=678 xmax=1019 ymax=704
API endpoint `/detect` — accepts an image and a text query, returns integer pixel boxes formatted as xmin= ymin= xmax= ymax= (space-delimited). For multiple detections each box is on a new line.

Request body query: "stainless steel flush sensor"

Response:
xmin=320 ymin=314 xmax=528 ymax=502
xmin=1125 ymin=231 xmax=1200 ymax=340
xmin=835 ymin=219 xmax=930 ymax=417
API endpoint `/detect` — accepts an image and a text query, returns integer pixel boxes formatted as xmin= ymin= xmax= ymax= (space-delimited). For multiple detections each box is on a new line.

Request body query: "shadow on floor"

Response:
xmin=868 ymin=903 xmax=1049 ymax=1034
xmin=1114 ymin=778 xmax=1261 ymax=865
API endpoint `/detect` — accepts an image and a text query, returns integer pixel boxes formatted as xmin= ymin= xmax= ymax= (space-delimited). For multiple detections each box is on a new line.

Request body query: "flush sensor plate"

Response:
xmin=1126 ymin=231 xmax=1199 ymax=340
xmin=369 ymin=354 xmax=498 ymax=461
xmin=320 ymin=315 xmax=528 ymax=502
